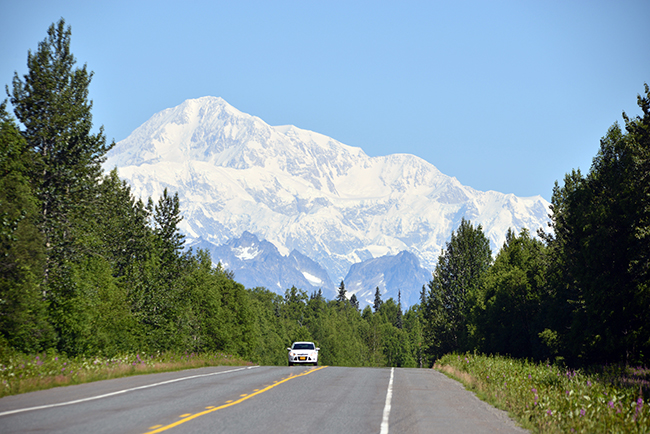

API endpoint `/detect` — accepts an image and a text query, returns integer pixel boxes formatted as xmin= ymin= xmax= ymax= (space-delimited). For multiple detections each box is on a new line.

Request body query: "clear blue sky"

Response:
xmin=2 ymin=0 xmax=648 ymax=201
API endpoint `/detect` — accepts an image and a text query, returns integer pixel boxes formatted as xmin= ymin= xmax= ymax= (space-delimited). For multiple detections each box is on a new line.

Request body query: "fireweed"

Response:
xmin=435 ymin=353 xmax=649 ymax=433
xmin=0 ymin=351 xmax=251 ymax=397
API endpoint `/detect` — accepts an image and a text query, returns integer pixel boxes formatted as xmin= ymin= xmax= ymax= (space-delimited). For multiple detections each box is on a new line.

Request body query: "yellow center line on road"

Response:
xmin=143 ymin=366 xmax=328 ymax=434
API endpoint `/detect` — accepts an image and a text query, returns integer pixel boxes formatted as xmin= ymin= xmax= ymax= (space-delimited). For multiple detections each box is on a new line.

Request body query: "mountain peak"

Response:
xmin=105 ymin=97 xmax=552 ymax=298
xmin=104 ymin=96 xmax=264 ymax=168
xmin=191 ymin=231 xmax=336 ymax=297
xmin=344 ymin=250 xmax=430 ymax=306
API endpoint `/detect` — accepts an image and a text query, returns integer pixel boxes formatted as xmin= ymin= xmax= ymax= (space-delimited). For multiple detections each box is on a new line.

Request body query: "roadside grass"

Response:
xmin=0 ymin=350 xmax=253 ymax=398
xmin=434 ymin=353 xmax=649 ymax=433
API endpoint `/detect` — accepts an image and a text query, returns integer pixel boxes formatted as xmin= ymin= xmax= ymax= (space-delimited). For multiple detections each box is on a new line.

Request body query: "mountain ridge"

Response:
xmin=189 ymin=231 xmax=338 ymax=299
xmin=104 ymin=96 xmax=551 ymax=303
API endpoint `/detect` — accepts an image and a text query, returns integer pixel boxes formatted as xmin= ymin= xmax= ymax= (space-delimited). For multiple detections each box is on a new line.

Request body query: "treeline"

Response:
xmin=421 ymin=84 xmax=650 ymax=367
xmin=245 ymin=284 xmax=424 ymax=366
xmin=2 ymin=20 xmax=648 ymax=369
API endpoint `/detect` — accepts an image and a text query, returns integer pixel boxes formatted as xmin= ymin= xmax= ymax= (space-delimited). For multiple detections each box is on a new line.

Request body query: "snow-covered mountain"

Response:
xmin=104 ymin=96 xmax=551 ymax=304
xmin=189 ymin=231 xmax=337 ymax=299
xmin=344 ymin=251 xmax=431 ymax=307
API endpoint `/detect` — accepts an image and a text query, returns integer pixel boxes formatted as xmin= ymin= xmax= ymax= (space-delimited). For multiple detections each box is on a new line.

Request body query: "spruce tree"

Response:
xmin=395 ymin=290 xmax=403 ymax=329
xmin=545 ymin=84 xmax=650 ymax=364
xmin=8 ymin=20 xmax=115 ymax=352
xmin=141 ymin=188 xmax=186 ymax=349
xmin=336 ymin=280 xmax=347 ymax=305
xmin=350 ymin=293 xmax=359 ymax=310
xmin=154 ymin=188 xmax=185 ymax=266
xmin=8 ymin=18 xmax=113 ymax=284
xmin=373 ymin=287 xmax=383 ymax=312
xmin=426 ymin=218 xmax=491 ymax=357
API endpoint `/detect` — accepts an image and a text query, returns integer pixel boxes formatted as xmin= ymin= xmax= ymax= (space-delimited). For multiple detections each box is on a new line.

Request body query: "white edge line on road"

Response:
xmin=380 ymin=367 xmax=394 ymax=434
xmin=0 ymin=365 xmax=260 ymax=417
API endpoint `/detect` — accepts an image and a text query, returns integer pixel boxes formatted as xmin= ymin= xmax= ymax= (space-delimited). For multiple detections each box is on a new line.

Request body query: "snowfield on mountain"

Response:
xmin=104 ymin=96 xmax=551 ymax=305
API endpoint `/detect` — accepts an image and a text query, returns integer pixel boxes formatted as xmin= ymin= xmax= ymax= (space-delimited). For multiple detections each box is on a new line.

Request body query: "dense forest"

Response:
xmin=1 ymin=19 xmax=648 ymax=368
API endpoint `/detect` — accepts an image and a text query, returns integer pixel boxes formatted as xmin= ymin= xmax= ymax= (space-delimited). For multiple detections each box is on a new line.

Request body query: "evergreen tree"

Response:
xmin=307 ymin=289 xmax=326 ymax=324
xmin=283 ymin=286 xmax=308 ymax=328
xmin=350 ymin=293 xmax=359 ymax=310
xmin=8 ymin=18 xmax=113 ymax=286
xmin=140 ymin=188 xmax=187 ymax=350
xmin=90 ymin=170 xmax=153 ymax=279
xmin=8 ymin=19 xmax=114 ymax=353
xmin=154 ymin=188 xmax=185 ymax=264
xmin=373 ymin=286 xmax=383 ymax=312
xmin=545 ymin=84 xmax=650 ymax=364
xmin=336 ymin=280 xmax=347 ymax=306
xmin=425 ymin=218 xmax=492 ymax=357
xmin=395 ymin=290 xmax=403 ymax=329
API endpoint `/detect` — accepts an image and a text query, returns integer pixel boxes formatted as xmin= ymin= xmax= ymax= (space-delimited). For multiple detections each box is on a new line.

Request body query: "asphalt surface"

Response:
xmin=0 ymin=365 xmax=528 ymax=433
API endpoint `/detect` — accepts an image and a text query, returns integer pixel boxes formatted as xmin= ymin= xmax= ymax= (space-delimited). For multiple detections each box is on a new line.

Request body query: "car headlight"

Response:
xmin=289 ymin=352 xmax=295 ymax=357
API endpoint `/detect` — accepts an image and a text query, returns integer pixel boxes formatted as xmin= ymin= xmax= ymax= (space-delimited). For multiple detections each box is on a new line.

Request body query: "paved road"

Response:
xmin=0 ymin=365 xmax=527 ymax=433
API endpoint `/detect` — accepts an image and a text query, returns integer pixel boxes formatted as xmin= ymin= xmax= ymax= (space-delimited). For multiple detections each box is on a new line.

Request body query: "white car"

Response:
xmin=287 ymin=341 xmax=319 ymax=366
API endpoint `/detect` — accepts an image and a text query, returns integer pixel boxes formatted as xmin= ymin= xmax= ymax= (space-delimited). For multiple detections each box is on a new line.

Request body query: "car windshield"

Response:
xmin=292 ymin=343 xmax=315 ymax=350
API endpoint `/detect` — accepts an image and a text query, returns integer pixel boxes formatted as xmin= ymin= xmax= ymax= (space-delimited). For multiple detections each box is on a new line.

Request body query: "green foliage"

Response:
xmin=1 ymin=19 xmax=267 ymax=362
xmin=153 ymin=188 xmax=185 ymax=264
xmin=0 ymin=103 xmax=54 ymax=353
xmin=54 ymin=257 xmax=135 ymax=356
xmin=395 ymin=290 xmax=403 ymax=329
xmin=8 ymin=19 xmax=113 ymax=287
xmin=424 ymin=218 xmax=492 ymax=358
xmin=474 ymin=228 xmax=548 ymax=359
xmin=238 ymin=283 xmax=421 ymax=368
xmin=436 ymin=352 xmax=649 ymax=434
xmin=420 ymin=84 xmax=650 ymax=368
xmin=0 ymin=350 xmax=251 ymax=398
xmin=247 ymin=287 xmax=291 ymax=365
xmin=214 ymin=269 xmax=256 ymax=359
xmin=349 ymin=293 xmax=359 ymax=310
xmin=173 ymin=250 xmax=225 ymax=352
xmin=544 ymin=84 xmax=650 ymax=365
xmin=404 ymin=304 xmax=427 ymax=368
